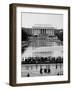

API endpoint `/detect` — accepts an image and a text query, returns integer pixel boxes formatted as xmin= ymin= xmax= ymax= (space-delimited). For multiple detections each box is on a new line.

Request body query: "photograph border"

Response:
xmin=9 ymin=3 xmax=70 ymax=86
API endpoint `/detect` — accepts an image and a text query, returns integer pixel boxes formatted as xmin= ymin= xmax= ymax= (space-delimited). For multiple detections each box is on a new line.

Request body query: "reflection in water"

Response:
xmin=21 ymin=63 xmax=63 ymax=77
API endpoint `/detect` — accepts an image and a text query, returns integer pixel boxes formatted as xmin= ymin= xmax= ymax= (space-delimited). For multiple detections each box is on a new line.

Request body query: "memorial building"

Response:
xmin=28 ymin=24 xmax=62 ymax=47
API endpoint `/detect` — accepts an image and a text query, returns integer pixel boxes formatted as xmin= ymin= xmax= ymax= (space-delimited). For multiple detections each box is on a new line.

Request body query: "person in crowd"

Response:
xmin=44 ymin=68 xmax=47 ymax=73
xmin=47 ymin=68 xmax=51 ymax=73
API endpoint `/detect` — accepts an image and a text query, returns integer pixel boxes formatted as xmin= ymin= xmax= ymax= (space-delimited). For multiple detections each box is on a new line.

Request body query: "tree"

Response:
xmin=55 ymin=30 xmax=63 ymax=41
xmin=22 ymin=29 xmax=29 ymax=41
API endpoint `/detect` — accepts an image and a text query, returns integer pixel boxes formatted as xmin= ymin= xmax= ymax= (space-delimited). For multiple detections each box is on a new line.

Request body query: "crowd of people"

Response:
xmin=22 ymin=56 xmax=63 ymax=64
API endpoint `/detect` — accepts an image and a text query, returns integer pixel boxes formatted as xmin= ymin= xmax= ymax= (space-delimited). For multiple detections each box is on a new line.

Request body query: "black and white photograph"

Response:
xmin=9 ymin=4 xmax=70 ymax=86
xmin=21 ymin=13 xmax=63 ymax=77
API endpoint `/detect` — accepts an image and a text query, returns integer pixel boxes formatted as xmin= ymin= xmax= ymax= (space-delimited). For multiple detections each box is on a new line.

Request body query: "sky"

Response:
xmin=21 ymin=12 xmax=63 ymax=29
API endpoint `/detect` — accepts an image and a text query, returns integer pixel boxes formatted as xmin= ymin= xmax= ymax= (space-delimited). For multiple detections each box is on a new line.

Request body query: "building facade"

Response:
xmin=28 ymin=24 xmax=62 ymax=47
xmin=32 ymin=25 xmax=55 ymax=36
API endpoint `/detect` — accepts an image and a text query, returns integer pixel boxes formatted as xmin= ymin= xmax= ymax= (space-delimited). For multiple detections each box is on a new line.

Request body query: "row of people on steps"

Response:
xmin=22 ymin=56 xmax=63 ymax=64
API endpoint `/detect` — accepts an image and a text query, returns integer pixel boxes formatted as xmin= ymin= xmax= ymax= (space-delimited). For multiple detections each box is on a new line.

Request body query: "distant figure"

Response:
xmin=56 ymin=64 xmax=57 ymax=69
xmin=47 ymin=68 xmax=51 ymax=73
xmin=40 ymin=68 xmax=43 ymax=74
xmin=27 ymin=73 xmax=30 ymax=77
xmin=57 ymin=73 xmax=59 ymax=75
xmin=44 ymin=68 xmax=47 ymax=73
